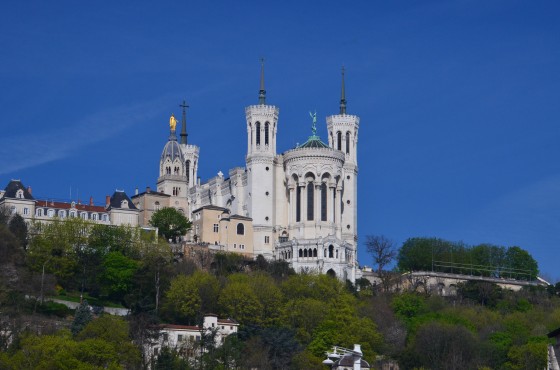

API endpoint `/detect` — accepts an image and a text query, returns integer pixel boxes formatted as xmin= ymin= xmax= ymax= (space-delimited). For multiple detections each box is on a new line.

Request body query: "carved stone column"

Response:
xmin=288 ymin=184 xmax=295 ymax=225
xmin=314 ymin=180 xmax=321 ymax=223
xmin=299 ymin=182 xmax=307 ymax=223
xmin=335 ymin=186 xmax=342 ymax=239
xmin=328 ymin=184 xmax=335 ymax=223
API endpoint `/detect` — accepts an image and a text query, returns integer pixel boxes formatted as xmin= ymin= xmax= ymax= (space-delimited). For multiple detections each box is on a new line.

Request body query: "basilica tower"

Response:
xmin=178 ymin=101 xmax=199 ymax=202
xmin=157 ymin=113 xmax=192 ymax=215
xmin=245 ymin=60 xmax=279 ymax=257
xmin=326 ymin=67 xmax=359 ymax=251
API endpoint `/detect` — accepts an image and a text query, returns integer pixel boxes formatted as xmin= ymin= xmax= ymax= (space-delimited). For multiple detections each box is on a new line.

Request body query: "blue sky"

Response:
xmin=1 ymin=1 xmax=559 ymax=281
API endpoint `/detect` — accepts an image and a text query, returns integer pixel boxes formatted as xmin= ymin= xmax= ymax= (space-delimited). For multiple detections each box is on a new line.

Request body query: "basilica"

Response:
xmin=0 ymin=64 xmax=361 ymax=282
xmin=132 ymin=64 xmax=360 ymax=282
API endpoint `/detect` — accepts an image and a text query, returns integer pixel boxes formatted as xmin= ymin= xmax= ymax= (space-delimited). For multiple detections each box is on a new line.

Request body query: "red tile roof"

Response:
xmin=35 ymin=199 xmax=107 ymax=213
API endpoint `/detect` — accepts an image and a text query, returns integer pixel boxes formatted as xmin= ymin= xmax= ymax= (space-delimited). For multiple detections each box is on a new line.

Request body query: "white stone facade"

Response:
xmin=156 ymin=68 xmax=359 ymax=282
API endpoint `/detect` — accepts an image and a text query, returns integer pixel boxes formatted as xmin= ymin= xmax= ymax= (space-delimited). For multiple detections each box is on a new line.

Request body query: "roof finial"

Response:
xmin=179 ymin=100 xmax=189 ymax=145
xmin=259 ymin=58 xmax=266 ymax=105
xmin=340 ymin=65 xmax=347 ymax=114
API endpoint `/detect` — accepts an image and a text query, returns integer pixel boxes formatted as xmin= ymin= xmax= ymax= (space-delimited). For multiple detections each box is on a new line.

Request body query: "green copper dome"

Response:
xmin=297 ymin=135 xmax=329 ymax=149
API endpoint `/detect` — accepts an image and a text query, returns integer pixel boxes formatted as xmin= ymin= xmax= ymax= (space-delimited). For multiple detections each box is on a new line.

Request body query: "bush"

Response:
xmin=37 ymin=301 xmax=73 ymax=317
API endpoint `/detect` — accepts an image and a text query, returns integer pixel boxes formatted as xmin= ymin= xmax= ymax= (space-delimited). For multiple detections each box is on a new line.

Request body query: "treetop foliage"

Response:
xmin=397 ymin=237 xmax=539 ymax=279
xmin=149 ymin=207 xmax=192 ymax=243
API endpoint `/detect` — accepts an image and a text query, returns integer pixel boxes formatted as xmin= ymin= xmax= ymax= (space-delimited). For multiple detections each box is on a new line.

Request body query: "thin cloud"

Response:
xmin=0 ymin=97 xmax=170 ymax=175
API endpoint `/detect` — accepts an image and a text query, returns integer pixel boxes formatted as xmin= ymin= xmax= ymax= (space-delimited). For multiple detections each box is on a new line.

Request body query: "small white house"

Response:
xmin=147 ymin=315 xmax=238 ymax=361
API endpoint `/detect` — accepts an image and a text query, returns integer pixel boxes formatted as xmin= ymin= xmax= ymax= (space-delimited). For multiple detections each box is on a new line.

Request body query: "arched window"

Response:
xmin=346 ymin=132 xmax=351 ymax=154
xmin=47 ymin=209 xmax=54 ymax=217
xmin=16 ymin=190 xmax=23 ymax=199
xmin=264 ymin=122 xmax=269 ymax=145
xmin=154 ymin=201 xmax=160 ymax=211
xmin=307 ymin=182 xmax=314 ymax=221
xmin=186 ymin=160 xmax=191 ymax=185
xmin=313 ymin=248 xmax=317 ymax=257
xmin=329 ymin=245 xmax=334 ymax=258
xmin=236 ymin=223 xmax=244 ymax=235
xmin=296 ymin=186 xmax=301 ymax=222
xmin=321 ymin=182 xmax=327 ymax=221
xmin=299 ymin=249 xmax=303 ymax=258
xmin=256 ymin=122 xmax=261 ymax=145
xmin=304 ymin=249 xmax=308 ymax=257
xmin=337 ymin=131 xmax=342 ymax=151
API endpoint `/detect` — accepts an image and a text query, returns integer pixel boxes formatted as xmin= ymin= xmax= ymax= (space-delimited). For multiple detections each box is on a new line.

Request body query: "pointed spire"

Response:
xmin=258 ymin=58 xmax=266 ymax=105
xmin=179 ymin=100 xmax=189 ymax=145
xmin=339 ymin=66 xmax=347 ymax=114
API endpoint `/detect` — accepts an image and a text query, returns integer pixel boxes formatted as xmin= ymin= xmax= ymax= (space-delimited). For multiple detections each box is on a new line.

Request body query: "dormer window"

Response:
xmin=121 ymin=200 xmax=129 ymax=209
xmin=70 ymin=211 xmax=76 ymax=218
xmin=59 ymin=210 xmax=66 ymax=218
xmin=102 ymin=214 xmax=108 ymax=222
xmin=16 ymin=189 xmax=23 ymax=199
xmin=47 ymin=209 xmax=54 ymax=217
xmin=92 ymin=213 xmax=98 ymax=221
xmin=36 ymin=209 xmax=43 ymax=217
xmin=81 ymin=212 xmax=88 ymax=219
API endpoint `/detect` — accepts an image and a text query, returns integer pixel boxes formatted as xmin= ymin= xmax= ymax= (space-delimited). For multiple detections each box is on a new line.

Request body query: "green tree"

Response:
xmin=219 ymin=278 xmax=263 ymax=326
xmin=127 ymin=240 xmax=174 ymax=314
xmin=506 ymin=340 xmax=547 ymax=370
xmin=77 ymin=315 xmax=141 ymax=368
xmin=71 ymin=300 xmax=93 ymax=336
xmin=99 ymin=251 xmax=138 ymax=302
xmin=3 ymin=329 xmax=132 ymax=369
xmin=411 ymin=322 xmax=479 ymax=370
xmin=8 ymin=213 xmax=28 ymax=249
xmin=505 ymin=246 xmax=539 ymax=280
xmin=149 ymin=207 xmax=191 ymax=243
xmin=162 ymin=271 xmax=220 ymax=324
xmin=27 ymin=218 xmax=91 ymax=290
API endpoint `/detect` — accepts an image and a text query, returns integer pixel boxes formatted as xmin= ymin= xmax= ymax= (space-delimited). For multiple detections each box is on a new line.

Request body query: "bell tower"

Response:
xmin=326 ymin=67 xmax=359 ymax=255
xmin=245 ymin=60 xmax=279 ymax=257
xmin=179 ymin=100 xmax=199 ymax=190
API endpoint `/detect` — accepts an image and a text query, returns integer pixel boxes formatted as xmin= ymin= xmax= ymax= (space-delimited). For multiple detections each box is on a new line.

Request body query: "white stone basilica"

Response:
xmin=147 ymin=64 xmax=359 ymax=282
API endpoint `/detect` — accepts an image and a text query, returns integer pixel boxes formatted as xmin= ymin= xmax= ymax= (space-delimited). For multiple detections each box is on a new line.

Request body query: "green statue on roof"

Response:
xmin=309 ymin=110 xmax=317 ymax=136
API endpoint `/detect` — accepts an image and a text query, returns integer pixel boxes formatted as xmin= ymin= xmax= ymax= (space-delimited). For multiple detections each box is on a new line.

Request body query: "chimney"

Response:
xmin=135 ymin=187 xmax=139 ymax=195
xmin=89 ymin=196 xmax=93 ymax=206
xmin=146 ymin=186 xmax=151 ymax=193
xmin=27 ymin=186 xmax=32 ymax=195
xmin=105 ymin=195 xmax=111 ymax=207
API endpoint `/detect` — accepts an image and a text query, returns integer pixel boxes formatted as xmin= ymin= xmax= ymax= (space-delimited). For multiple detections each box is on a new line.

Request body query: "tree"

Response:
xmin=162 ymin=272 xmax=220 ymax=324
xmin=411 ymin=322 xmax=479 ymax=370
xmin=365 ymin=235 xmax=397 ymax=291
xmin=219 ymin=279 xmax=263 ymax=326
xmin=8 ymin=213 xmax=27 ymax=249
xmin=149 ymin=207 xmax=192 ymax=243
xmin=71 ymin=300 xmax=93 ymax=336
xmin=99 ymin=251 xmax=139 ymax=302
xmin=504 ymin=246 xmax=539 ymax=280
xmin=366 ymin=235 xmax=397 ymax=274
xmin=0 ymin=205 xmax=10 ymax=226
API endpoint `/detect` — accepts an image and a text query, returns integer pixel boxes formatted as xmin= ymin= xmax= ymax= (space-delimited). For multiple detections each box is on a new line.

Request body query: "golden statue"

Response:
xmin=169 ymin=114 xmax=177 ymax=132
